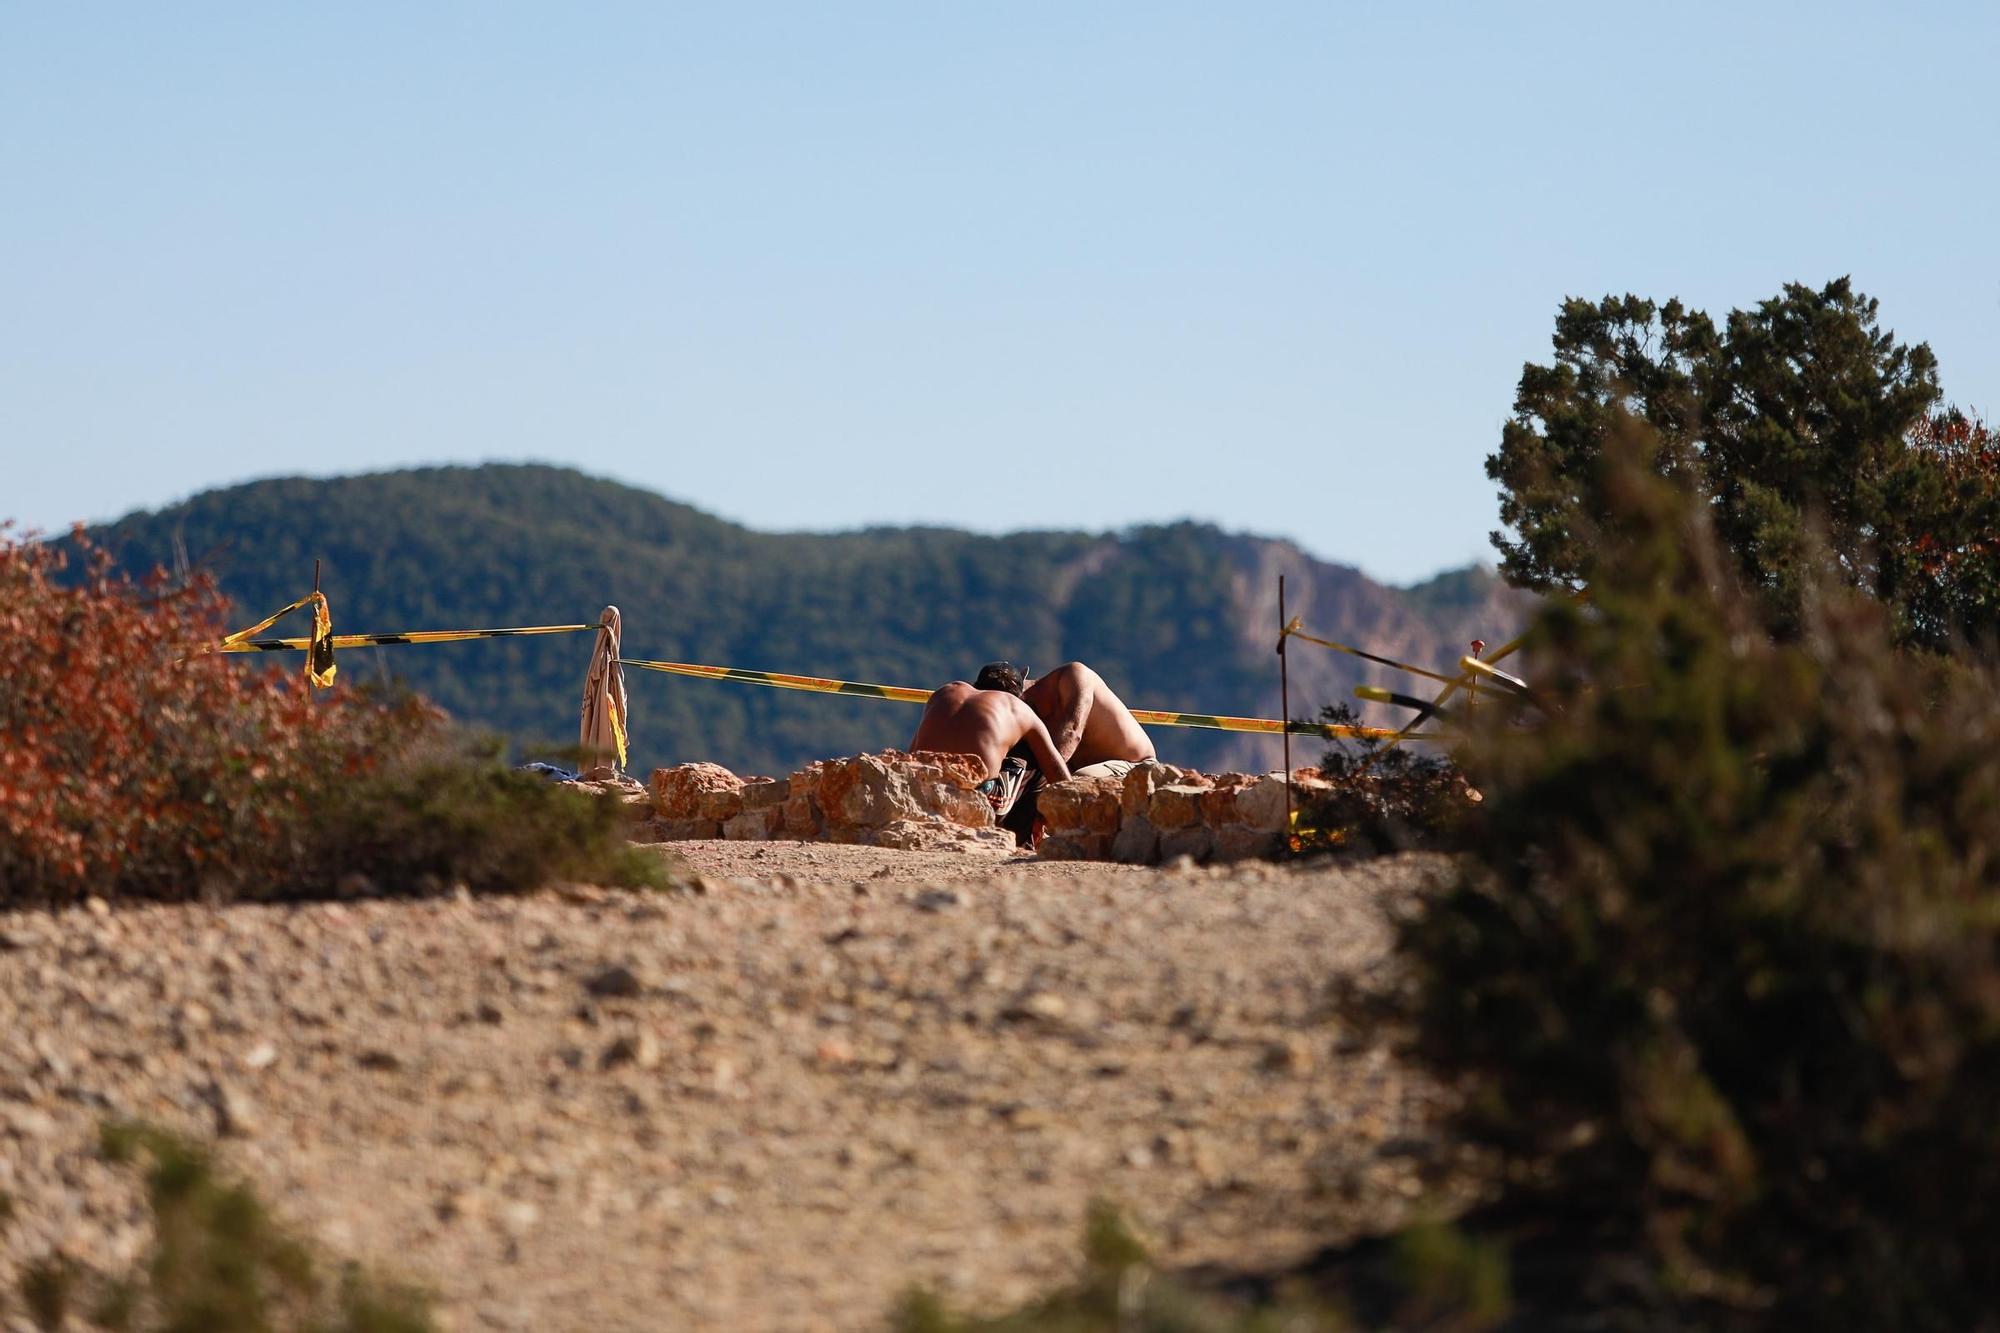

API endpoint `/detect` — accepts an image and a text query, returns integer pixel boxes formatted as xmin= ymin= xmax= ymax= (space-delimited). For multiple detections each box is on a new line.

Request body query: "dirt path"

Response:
xmin=0 ymin=845 xmax=1451 ymax=1332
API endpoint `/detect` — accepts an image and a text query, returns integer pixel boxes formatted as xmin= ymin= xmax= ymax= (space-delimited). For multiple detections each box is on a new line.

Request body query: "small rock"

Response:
xmin=584 ymin=964 xmax=645 ymax=998
xmin=1001 ymin=1105 xmax=1055 ymax=1131
xmin=1262 ymin=1035 xmax=1315 ymax=1075
xmin=1002 ymin=992 xmax=1068 ymax=1024
xmin=1 ymin=1101 xmax=57 ymax=1139
xmin=914 ymin=889 xmax=962 ymax=912
xmin=357 ymin=1049 xmax=403 ymax=1072
xmin=242 ymin=1042 xmax=278 ymax=1072
xmin=206 ymin=1079 xmax=259 ymax=1137
xmin=600 ymin=1032 xmax=661 ymax=1071
xmin=436 ymin=1186 xmax=485 ymax=1224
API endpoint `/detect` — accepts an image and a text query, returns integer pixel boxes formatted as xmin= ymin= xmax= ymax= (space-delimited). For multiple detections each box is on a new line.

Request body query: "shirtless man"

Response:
xmin=974 ymin=660 xmax=1156 ymax=777
xmin=909 ymin=677 xmax=1072 ymax=842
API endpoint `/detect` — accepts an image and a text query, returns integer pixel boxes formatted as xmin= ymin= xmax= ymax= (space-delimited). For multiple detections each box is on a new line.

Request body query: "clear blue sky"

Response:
xmin=5 ymin=2 xmax=1995 ymax=583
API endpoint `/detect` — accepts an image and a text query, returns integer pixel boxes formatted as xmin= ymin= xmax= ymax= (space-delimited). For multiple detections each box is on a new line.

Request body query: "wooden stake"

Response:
xmin=306 ymin=560 xmax=322 ymax=703
xmin=1279 ymin=574 xmax=1291 ymax=837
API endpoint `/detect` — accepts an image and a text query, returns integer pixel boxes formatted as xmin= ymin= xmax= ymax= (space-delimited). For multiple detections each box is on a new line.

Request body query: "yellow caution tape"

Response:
xmin=215 ymin=624 xmax=592 ymax=653
xmin=220 ymin=591 xmax=323 ymax=648
xmin=1279 ymin=618 xmax=1459 ymax=686
xmin=1127 ymin=708 xmax=1433 ymax=741
xmin=623 ymin=658 xmax=935 ymax=704
xmin=1383 ymin=589 xmax=1581 ymax=749
xmin=1457 ymin=655 xmax=1532 ymax=695
xmin=212 ymin=622 xmax=1463 ymax=743
xmin=218 ymin=591 xmax=339 ymax=690
xmin=624 ymin=657 xmax=1447 ymax=741
xmin=1354 ymin=684 xmax=1461 ymax=720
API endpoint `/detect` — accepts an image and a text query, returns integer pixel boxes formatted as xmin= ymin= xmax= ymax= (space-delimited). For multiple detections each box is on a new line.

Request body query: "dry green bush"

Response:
xmin=891 ymin=1203 xmax=1345 ymax=1333
xmin=13 ymin=1123 xmax=433 ymax=1333
xmin=1290 ymin=704 xmax=1479 ymax=856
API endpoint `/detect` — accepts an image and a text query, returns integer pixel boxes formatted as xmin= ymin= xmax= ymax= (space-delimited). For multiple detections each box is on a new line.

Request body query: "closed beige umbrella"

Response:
xmin=579 ymin=605 xmax=628 ymax=778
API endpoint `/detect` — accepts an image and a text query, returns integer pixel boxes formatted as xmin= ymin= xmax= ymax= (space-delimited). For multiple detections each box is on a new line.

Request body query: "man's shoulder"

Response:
xmin=1026 ymin=663 xmax=1093 ymax=699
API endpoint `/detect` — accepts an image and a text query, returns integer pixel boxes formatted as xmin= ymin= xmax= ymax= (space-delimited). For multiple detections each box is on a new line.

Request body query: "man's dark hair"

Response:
xmin=973 ymin=661 xmax=1027 ymax=695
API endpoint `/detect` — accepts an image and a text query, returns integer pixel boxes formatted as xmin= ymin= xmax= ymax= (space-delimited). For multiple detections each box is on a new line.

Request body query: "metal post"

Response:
xmin=1278 ymin=575 xmax=1291 ymax=837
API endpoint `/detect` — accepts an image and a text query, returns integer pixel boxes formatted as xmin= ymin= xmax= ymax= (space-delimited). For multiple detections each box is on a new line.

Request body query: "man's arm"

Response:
xmin=1015 ymin=706 xmax=1072 ymax=786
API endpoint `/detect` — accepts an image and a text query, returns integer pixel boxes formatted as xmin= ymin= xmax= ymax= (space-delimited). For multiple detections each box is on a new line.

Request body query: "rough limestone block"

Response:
xmin=867 ymin=816 xmax=1010 ymax=852
xmin=1159 ymin=824 xmax=1214 ymax=864
xmin=1235 ymin=775 xmax=1291 ymax=832
xmin=1037 ymin=777 xmax=1122 ymax=835
xmin=1199 ymin=778 xmax=1256 ymax=825
xmin=696 ymin=786 xmax=745 ymax=822
xmin=783 ymin=762 xmax=826 ymax=836
xmin=1148 ymin=784 xmax=1208 ymax=830
xmin=817 ymin=753 xmax=917 ymax=827
xmin=1112 ymin=816 xmax=1160 ymax=865
xmin=1213 ymin=824 xmax=1284 ymax=862
xmin=740 ymin=777 xmax=790 ymax=812
xmin=650 ymin=817 xmax=721 ymax=841
xmin=723 ymin=807 xmax=783 ymax=841
xmin=904 ymin=750 xmax=995 ymax=828
xmin=650 ymin=763 xmax=744 ymax=820
xmin=922 ymin=782 xmax=993 ymax=829
xmin=1037 ymin=830 xmax=1114 ymax=861
xmin=809 ymin=751 xmax=996 ymax=834
xmin=1121 ymin=761 xmax=1168 ymax=819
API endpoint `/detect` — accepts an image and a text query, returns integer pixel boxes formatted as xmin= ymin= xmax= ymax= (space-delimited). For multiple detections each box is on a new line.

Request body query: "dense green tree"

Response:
xmin=1487 ymin=278 xmax=1999 ymax=648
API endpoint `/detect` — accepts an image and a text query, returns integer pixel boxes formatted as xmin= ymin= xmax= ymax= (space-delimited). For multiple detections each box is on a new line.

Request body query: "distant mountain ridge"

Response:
xmin=91 ymin=465 xmax=1528 ymax=775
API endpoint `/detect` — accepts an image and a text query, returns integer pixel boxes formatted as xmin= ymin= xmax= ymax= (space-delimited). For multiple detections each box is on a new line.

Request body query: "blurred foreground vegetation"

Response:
xmin=11 ymin=1124 xmax=435 ymax=1333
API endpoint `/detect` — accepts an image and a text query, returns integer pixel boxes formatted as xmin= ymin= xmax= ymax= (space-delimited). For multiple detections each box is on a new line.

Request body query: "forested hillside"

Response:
xmin=89 ymin=465 xmax=1526 ymax=774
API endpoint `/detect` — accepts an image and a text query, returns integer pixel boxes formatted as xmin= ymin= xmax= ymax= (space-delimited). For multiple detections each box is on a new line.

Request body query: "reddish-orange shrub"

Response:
xmin=0 ymin=528 xmax=423 ymax=903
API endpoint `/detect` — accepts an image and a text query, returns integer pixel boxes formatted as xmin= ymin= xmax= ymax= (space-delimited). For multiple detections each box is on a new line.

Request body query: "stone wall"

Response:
xmin=648 ymin=752 xmax=1014 ymax=852
xmin=643 ymin=752 xmax=1315 ymax=864
xmin=1035 ymin=761 xmax=1305 ymax=865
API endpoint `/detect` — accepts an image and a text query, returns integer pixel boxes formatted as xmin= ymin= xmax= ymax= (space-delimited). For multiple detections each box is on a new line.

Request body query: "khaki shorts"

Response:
xmin=1071 ymin=759 xmax=1137 ymax=780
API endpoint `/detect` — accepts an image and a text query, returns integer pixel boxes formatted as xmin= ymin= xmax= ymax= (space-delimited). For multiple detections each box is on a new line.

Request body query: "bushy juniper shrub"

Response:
xmin=1291 ymin=704 xmax=1478 ymax=856
xmin=287 ymin=732 xmax=673 ymax=899
xmin=1382 ymin=455 xmax=2000 ymax=1329
xmin=12 ymin=1122 xmax=435 ymax=1332
xmin=0 ymin=530 xmax=664 ymax=905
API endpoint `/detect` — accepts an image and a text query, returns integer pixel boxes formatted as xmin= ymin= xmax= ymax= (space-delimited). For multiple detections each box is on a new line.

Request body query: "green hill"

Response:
xmin=89 ymin=465 xmax=1525 ymax=776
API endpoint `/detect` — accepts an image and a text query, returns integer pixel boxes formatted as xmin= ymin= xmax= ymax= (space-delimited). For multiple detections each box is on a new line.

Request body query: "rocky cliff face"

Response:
xmin=1195 ymin=531 xmax=1527 ymax=771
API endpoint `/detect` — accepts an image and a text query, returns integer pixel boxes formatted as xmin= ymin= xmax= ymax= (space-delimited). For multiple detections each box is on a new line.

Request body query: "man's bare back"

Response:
xmin=910 ymin=682 xmax=1072 ymax=785
xmin=1021 ymin=663 xmax=1156 ymax=769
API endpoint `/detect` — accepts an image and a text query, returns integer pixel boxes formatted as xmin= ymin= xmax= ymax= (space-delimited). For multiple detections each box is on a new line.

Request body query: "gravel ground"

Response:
xmin=0 ymin=844 xmax=1454 ymax=1333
